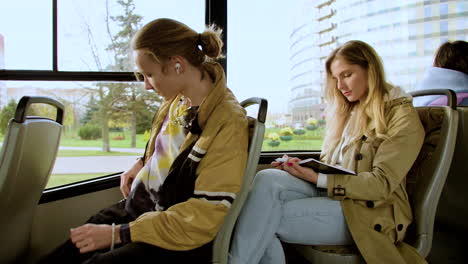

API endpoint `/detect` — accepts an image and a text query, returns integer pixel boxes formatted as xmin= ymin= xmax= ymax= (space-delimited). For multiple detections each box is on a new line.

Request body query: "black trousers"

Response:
xmin=37 ymin=200 xmax=213 ymax=264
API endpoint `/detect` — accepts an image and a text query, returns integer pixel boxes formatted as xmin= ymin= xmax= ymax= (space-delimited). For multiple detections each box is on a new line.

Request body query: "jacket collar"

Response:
xmin=195 ymin=62 xmax=227 ymax=130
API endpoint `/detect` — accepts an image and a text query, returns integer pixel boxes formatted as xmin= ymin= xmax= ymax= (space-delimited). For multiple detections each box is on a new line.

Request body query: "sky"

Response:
xmin=227 ymin=0 xmax=294 ymax=114
xmin=0 ymin=0 xmax=295 ymax=114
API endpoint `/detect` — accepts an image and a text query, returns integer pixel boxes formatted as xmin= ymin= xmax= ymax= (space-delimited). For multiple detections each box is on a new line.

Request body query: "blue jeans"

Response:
xmin=229 ymin=169 xmax=353 ymax=264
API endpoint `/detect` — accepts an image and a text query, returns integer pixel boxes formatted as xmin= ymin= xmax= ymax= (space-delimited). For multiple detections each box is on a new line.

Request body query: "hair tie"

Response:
xmin=110 ymin=223 xmax=115 ymax=251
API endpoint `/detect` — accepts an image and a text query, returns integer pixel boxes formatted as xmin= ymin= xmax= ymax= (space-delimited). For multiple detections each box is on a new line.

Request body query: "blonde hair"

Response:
xmin=131 ymin=18 xmax=224 ymax=74
xmin=322 ymin=40 xmax=391 ymax=155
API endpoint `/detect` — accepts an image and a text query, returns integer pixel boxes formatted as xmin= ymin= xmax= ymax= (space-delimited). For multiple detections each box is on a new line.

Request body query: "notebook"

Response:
xmin=275 ymin=157 xmax=356 ymax=175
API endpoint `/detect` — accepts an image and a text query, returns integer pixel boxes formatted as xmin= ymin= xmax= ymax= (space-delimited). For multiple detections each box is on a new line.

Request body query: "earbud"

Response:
xmin=175 ymin=63 xmax=181 ymax=74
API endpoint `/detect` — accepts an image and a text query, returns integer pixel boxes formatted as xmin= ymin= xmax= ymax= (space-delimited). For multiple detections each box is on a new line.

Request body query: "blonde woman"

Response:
xmin=230 ymin=40 xmax=426 ymax=264
xmin=39 ymin=18 xmax=249 ymax=264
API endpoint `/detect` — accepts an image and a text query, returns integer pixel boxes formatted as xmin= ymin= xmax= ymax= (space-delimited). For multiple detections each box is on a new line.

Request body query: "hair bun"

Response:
xmin=199 ymin=25 xmax=224 ymax=59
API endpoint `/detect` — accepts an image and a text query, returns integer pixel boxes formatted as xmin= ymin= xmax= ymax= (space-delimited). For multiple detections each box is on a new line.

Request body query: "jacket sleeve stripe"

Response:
xmin=194 ymin=190 xmax=236 ymax=199
xmin=188 ymin=153 xmax=202 ymax=162
xmin=197 ymin=198 xmax=233 ymax=208
xmin=193 ymin=193 xmax=235 ymax=203
xmin=189 ymin=149 xmax=205 ymax=159
xmin=192 ymin=145 xmax=207 ymax=155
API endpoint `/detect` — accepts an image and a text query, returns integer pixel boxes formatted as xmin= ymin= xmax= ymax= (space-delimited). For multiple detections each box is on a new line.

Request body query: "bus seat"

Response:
xmin=212 ymin=97 xmax=267 ymax=264
xmin=292 ymin=89 xmax=458 ymax=263
xmin=0 ymin=96 xmax=64 ymax=264
xmin=435 ymin=106 xmax=468 ymax=232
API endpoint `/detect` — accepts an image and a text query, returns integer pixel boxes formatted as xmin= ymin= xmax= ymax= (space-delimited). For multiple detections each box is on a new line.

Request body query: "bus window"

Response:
xmin=228 ymin=0 xmax=468 ymax=152
xmin=0 ymin=0 xmax=205 ymax=188
xmin=0 ymin=0 xmax=52 ymax=70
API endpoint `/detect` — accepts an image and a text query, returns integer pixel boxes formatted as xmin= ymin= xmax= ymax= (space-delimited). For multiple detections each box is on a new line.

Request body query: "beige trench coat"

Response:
xmin=323 ymin=97 xmax=427 ymax=263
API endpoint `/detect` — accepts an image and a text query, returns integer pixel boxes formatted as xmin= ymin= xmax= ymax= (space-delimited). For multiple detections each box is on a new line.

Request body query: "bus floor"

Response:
xmin=427 ymin=222 xmax=466 ymax=264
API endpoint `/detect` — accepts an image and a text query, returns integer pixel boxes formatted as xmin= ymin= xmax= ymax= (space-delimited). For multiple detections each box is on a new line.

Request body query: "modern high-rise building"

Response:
xmin=0 ymin=33 xmax=6 ymax=108
xmin=289 ymin=0 xmax=468 ymax=124
xmin=0 ymin=33 xmax=4 ymax=69
xmin=289 ymin=0 xmax=332 ymax=125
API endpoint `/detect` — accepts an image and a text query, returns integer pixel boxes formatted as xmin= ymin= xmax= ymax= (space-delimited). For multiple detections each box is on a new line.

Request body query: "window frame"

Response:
xmin=0 ymin=0 xmax=228 ymax=81
xmin=0 ymin=0 xmax=227 ymax=202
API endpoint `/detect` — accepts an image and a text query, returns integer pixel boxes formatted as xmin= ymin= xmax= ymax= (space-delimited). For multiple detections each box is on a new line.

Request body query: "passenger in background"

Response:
xmin=414 ymin=40 xmax=468 ymax=106
xmin=39 ymin=18 xmax=249 ymax=264
xmin=229 ymin=40 xmax=426 ymax=264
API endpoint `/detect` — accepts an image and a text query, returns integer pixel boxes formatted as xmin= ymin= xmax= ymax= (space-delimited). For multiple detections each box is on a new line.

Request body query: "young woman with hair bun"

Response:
xmin=39 ymin=18 xmax=249 ymax=264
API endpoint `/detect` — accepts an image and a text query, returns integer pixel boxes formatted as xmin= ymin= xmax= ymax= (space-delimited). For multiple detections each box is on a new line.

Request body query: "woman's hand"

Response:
xmin=271 ymin=154 xmax=288 ymax=169
xmin=120 ymin=158 xmax=144 ymax=198
xmin=282 ymin=157 xmax=319 ymax=184
xmin=70 ymin=224 xmax=121 ymax=254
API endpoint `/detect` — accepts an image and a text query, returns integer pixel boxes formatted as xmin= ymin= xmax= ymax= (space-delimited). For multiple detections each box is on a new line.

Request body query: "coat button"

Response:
xmin=366 ymin=201 xmax=374 ymax=208
xmin=374 ymin=224 xmax=382 ymax=232
xmin=397 ymin=224 xmax=404 ymax=231
xmin=333 ymin=186 xmax=346 ymax=196
xmin=356 ymin=153 xmax=363 ymax=160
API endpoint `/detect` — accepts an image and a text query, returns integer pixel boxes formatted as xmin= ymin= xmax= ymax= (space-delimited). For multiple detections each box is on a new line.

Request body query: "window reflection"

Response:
xmin=229 ymin=0 xmax=468 ymax=151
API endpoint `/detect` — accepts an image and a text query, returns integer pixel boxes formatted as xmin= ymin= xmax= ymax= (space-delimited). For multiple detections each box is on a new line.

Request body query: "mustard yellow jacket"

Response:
xmin=128 ymin=62 xmax=249 ymax=250
xmin=324 ymin=97 xmax=427 ymax=263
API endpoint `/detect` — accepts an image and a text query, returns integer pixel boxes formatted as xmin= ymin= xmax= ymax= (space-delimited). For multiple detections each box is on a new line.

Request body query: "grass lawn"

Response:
xmin=262 ymin=127 xmax=325 ymax=151
xmin=3 ymin=127 xmax=325 ymax=159
xmin=60 ymin=131 xmax=147 ymax=148
xmin=46 ymin=173 xmax=113 ymax=189
xmin=3 ymin=127 xmax=325 ymax=152
xmin=262 ymin=139 xmax=323 ymax=151
xmin=57 ymin=149 xmax=142 ymax=157
xmin=1 ymin=130 xmax=147 ymax=148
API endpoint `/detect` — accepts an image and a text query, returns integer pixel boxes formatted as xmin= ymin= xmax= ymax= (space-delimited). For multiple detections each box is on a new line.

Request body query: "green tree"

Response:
xmin=107 ymin=0 xmax=161 ymax=147
xmin=29 ymin=103 xmax=57 ymax=121
xmin=83 ymin=0 xmax=161 ymax=151
xmin=92 ymin=82 xmax=126 ymax=151
xmin=62 ymin=102 xmax=76 ymax=132
xmin=81 ymin=96 xmax=100 ymax=125
xmin=136 ymin=100 xmax=158 ymax=134
xmin=0 ymin=99 xmax=17 ymax=135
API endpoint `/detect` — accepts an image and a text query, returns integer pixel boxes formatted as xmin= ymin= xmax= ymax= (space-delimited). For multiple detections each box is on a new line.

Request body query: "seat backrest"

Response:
xmin=212 ymin=97 xmax=267 ymax=264
xmin=0 ymin=96 xmax=64 ymax=264
xmin=293 ymin=89 xmax=459 ymax=264
xmin=406 ymin=89 xmax=458 ymax=257
xmin=436 ymin=107 xmax=468 ymax=231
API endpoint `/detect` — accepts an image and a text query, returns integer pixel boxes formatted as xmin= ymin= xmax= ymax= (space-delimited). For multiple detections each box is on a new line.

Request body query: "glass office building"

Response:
xmin=289 ymin=0 xmax=468 ymax=124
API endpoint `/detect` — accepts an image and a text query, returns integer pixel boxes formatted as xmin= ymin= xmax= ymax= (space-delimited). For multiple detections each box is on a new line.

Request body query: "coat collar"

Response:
xmin=334 ymin=96 xmax=413 ymax=163
xmin=385 ymin=97 xmax=413 ymax=109
xmin=384 ymin=85 xmax=411 ymax=102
